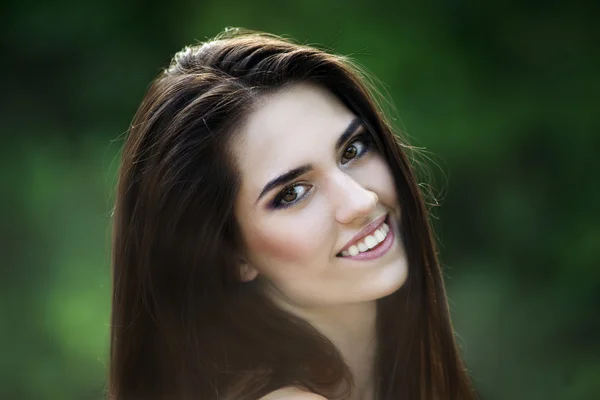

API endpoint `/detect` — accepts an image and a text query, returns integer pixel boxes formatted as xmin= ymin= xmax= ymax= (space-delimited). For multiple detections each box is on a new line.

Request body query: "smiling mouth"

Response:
xmin=336 ymin=216 xmax=391 ymax=257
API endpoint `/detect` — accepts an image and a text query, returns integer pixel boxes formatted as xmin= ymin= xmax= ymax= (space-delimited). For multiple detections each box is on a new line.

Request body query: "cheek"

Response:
xmin=357 ymin=156 xmax=398 ymax=206
xmin=379 ymin=163 xmax=399 ymax=205
xmin=244 ymin=216 xmax=327 ymax=265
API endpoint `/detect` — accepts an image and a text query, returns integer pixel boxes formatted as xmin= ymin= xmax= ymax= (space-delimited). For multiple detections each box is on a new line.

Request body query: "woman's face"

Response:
xmin=232 ymin=82 xmax=408 ymax=309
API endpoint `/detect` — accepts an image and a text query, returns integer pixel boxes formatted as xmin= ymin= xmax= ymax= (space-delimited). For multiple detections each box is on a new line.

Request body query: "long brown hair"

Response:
xmin=109 ymin=28 xmax=476 ymax=400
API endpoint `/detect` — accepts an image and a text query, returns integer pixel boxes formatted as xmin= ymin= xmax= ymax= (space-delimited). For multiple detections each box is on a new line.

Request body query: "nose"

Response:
xmin=332 ymin=171 xmax=379 ymax=225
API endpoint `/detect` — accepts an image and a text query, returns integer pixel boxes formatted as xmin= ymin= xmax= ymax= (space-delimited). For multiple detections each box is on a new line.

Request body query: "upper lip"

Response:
xmin=336 ymin=213 xmax=388 ymax=255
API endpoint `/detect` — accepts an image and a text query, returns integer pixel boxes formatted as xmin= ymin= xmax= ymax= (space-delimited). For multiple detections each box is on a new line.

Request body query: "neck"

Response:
xmin=293 ymin=301 xmax=378 ymax=400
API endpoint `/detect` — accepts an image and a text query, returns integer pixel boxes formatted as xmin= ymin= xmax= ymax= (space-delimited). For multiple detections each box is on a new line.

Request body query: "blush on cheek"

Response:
xmin=247 ymin=225 xmax=317 ymax=264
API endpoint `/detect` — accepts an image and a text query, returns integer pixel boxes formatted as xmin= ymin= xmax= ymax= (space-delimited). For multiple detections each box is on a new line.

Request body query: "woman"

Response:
xmin=109 ymin=28 xmax=477 ymax=400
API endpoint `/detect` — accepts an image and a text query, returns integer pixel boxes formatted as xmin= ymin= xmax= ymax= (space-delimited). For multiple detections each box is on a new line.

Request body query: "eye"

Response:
xmin=341 ymin=134 xmax=372 ymax=165
xmin=270 ymin=184 xmax=312 ymax=209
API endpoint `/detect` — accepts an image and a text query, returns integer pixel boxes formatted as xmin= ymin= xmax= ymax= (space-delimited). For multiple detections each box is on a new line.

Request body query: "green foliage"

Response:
xmin=2 ymin=0 xmax=598 ymax=398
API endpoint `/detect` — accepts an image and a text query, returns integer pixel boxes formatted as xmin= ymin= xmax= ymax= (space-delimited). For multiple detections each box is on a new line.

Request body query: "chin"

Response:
xmin=370 ymin=257 xmax=409 ymax=301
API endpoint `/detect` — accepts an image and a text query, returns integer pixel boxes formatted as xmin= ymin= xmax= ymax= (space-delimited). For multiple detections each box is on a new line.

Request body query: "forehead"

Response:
xmin=234 ymin=82 xmax=355 ymax=192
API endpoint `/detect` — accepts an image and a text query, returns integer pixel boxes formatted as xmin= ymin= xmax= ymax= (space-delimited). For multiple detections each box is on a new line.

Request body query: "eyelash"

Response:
xmin=269 ymin=132 xmax=375 ymax=210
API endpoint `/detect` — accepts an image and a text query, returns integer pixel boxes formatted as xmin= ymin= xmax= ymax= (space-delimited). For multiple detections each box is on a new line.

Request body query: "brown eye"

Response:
xmin=282 ymin=187 xmax=297 ymax=202
xmin=341 ymin=139 xmax=368 ymax=165
xmin=271 ymin=184 xmax=312 ymax=209
xmin=344 ymin=145 xmax=357 ymax=160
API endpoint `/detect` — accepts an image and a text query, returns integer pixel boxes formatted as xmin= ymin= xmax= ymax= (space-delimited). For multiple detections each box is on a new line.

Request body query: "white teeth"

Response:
xmin=339 ymin=220 xmax=391 ymax=257
xmin=382 ymin=223 xmax=389 ymax=234
xmin=364 ymin=235 xmax=378 ymax=249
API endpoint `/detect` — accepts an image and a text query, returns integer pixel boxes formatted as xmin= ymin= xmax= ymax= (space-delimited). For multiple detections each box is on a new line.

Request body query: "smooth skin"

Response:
xmin=233 ymin=82 xmax=408 ymax=399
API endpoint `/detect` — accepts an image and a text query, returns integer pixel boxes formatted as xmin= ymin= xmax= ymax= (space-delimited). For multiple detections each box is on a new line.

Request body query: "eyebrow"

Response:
xmin=255 ymin=117 xmax=363 ymax=203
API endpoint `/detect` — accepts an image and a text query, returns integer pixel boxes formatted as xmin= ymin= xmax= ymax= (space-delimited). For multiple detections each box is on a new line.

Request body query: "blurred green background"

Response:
xmin=3 ymin=0 xmax=599 ymax=399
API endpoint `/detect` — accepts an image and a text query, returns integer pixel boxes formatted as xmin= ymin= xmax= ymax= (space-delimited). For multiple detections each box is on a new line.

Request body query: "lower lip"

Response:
xmin=338 ymin=218 xmax=395 ymax=262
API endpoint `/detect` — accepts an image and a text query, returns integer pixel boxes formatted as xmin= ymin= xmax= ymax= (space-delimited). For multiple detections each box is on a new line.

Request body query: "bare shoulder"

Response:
xmin=259 ymin=387 xmax=328 ymax=400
